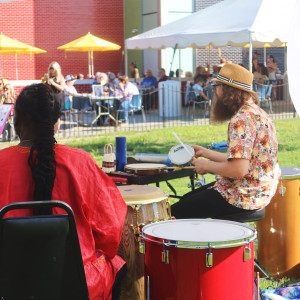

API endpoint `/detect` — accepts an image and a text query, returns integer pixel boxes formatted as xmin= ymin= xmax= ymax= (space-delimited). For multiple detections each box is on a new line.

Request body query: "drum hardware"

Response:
xmin=244 ymin=239 xmax=252 ymax=262
xmin=278 ymin=178 xmax=286 ymax=196
xmin=206 ymin=243 xmax=213 ymax=267
xmin=139 ymin=240 xmax=145 ymax=254
xmin=147 ymin=276 xmax=150 ymax=300
xmin=161 ymin=243 xmax=169 ymax=264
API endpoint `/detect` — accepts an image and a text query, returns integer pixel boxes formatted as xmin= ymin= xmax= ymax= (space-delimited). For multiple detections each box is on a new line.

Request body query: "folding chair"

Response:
xmin=0 ymin=200 xmax=90 ymax=300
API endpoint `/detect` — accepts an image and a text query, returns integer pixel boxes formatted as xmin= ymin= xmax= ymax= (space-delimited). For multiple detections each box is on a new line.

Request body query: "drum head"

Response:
xmin=125 ymin=163 xmax=167 ymax=171
xmin=118 ymin=185 xmax=168 ymax=205
xmin=280 ymin=166 xmax=300 ymax=179
xmin=168 ymin=144 xmax=195 ymax=166
xmin=142 ymin=219 xmax=256 ymax=248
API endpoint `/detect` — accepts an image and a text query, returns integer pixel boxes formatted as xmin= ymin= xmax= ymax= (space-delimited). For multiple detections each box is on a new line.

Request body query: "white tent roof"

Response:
xmin=126 ymin=0 xmax=295 ymax=50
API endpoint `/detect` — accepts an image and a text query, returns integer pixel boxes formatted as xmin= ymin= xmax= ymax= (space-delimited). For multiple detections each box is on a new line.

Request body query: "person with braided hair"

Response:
xmin=0 ymin=83 xmax=127 ymax=300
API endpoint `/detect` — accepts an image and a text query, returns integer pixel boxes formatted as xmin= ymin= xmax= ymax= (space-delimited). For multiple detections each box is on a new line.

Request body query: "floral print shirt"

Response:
xmin=214 ymin=101 xmax=280 ymax=209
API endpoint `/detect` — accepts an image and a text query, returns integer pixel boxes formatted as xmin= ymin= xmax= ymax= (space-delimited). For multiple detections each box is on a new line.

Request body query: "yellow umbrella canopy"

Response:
xmin=57 ymin=32 xmax=121 ymax=75
xmin=58 ymin=32 xmax=121 ymax=52
xmin=0 ymin=34 xmax=33 ymax=51
xmin=0 ymin=45 xmax=46 ymax=55
xmin=0 ymin=34 xmax=47 ymax=79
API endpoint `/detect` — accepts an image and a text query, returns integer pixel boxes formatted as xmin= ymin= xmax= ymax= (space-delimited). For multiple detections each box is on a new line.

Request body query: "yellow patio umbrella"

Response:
xmin=57 ymin=32 xmax=121 ymax=75
xmin=0 ymin=34 xmax=47 ymax=79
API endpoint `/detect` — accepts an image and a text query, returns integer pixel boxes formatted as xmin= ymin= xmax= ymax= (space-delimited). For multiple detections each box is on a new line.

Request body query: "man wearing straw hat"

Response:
xmin=171 ymin=63 xmax=280 ymax=219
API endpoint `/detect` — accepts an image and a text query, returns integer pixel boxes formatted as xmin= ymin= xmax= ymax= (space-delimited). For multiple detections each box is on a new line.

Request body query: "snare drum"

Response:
xmin=117 ymin=185 xmax=170 ymax=300
xmin=257 ymin=166 xmax=300 ymax=278
xmin=124 ymin=163 xmax=167 ymax=176
xmin=141 ymin=219 xmax=256 ymax=300
xmin=168 ymin=143 xmax=195 ymax=166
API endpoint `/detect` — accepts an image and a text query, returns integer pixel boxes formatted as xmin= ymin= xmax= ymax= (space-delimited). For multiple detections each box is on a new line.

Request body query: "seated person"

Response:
xmin=63 ymin=74 xmax=89 ymax=110
xmin=171 ymin=64 xmax=280 ymax=220
xmin=0 ymin=83 xmax=127 ymax=300
xmin=115 ymin=75 xmax=139 ymax=124
xmin=193 ymin=77 xmax=210 ymax=101
xmin=106 ymin=73 xmax=119 ymax=96
xmin=141 ymin=69 xmax=157 ymax=88
xmin=141 ymin=69 xmax=157 ymax=110
xmin=158 ymin=68 xmax=169 ymax=83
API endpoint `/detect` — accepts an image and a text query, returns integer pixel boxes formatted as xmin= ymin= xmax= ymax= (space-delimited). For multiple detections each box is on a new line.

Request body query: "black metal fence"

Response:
xmin=2 ymin=82 xmax=296 ymax=142
xmin=56 ymin=82 xmax=298 ymax=139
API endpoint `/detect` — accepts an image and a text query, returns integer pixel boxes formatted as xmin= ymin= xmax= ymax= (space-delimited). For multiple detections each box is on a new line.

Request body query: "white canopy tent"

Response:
xmin=125 ymin=0 xmax=295 ymax=72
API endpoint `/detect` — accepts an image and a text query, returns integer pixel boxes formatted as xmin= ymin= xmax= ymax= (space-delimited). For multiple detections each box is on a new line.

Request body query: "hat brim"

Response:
xmin=211 ymin=77 xmax=256 ymax=94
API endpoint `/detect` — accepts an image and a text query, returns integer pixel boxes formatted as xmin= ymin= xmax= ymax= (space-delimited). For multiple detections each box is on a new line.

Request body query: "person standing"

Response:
xmin=171 ymin=64 xmax=280 ymax=219
xmin=47 ymin=61 xmax=65 ymax=106
xmin=129 ymin=62 xmax=140 ymax=81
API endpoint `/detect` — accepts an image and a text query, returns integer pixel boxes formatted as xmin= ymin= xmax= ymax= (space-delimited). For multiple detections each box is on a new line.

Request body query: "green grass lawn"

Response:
xmin=57 ymin=118 xmax=300 ymax=201
xmin=1 ymin=118 xmax=299 ymax=290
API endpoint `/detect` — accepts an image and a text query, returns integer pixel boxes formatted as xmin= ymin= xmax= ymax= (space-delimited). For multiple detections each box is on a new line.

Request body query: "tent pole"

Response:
xmin=249 ymin=32 xmax=253 ymax=72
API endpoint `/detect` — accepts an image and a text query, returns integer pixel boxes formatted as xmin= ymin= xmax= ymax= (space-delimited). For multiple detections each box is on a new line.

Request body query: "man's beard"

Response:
xmin=210 ymin=94 xmax=237 ymax=123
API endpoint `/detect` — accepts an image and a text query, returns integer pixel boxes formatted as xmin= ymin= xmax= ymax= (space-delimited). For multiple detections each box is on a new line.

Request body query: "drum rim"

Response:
xmin=141 ymin=219 xmax=257 ymax=249
xmin=124 ymin=194 xmax=169 ymax=205
xmin=168 ymin=144 xmax=195 ymax=166
xmin=280 ymin=166 xmax=300 ymax=179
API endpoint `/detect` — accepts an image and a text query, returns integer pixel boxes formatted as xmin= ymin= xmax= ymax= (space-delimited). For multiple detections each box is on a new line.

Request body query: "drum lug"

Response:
xmin=244 ymin=241 xmax=252 ymax=261
xmin=161 ymin=250 xmax=169 ymax=264
xmin=139 ymin=241 xmax=145 ymax=254
xmin=206 ymin=244 xmax=213 ymax=267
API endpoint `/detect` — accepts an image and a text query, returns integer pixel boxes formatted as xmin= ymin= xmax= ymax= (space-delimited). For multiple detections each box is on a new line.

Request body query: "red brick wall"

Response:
xmin=0 ymin=0 xmax=124 ymax=81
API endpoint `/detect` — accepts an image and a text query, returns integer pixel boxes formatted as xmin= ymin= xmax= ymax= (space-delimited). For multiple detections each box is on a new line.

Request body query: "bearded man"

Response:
xmin=171 ymin=63 xmax=280 ymax=219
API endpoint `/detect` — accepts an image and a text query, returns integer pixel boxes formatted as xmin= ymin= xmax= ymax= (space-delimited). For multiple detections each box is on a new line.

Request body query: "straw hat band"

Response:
xmin=217 ymin=74 xmax=252 ymax=91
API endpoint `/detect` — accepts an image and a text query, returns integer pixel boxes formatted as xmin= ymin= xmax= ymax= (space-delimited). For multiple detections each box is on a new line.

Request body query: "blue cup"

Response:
xmin=116 ymin=137 xmax=127 ymax=171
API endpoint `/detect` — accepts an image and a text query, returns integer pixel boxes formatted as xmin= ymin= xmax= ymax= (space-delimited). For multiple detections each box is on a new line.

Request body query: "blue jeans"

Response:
xmin=118 ymin=101 xmax=130 ymax=123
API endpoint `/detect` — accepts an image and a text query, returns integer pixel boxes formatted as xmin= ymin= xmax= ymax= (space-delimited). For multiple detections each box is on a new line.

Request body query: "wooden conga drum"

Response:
xmin=117 ymin=185 xmax=170 ymax=300
xmin=257 ymin=166 xmax=300 ymax=278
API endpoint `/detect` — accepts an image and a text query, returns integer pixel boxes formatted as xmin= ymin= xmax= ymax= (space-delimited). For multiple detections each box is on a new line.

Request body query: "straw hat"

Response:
xmin=212 ymin=64 xmax=255 ymax=93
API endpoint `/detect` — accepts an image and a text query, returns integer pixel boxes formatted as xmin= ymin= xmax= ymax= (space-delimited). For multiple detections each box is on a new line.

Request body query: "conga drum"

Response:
xmin=141 ymin=219 xmax=256 ymax=300
xmin=117 ymin=185 xmax=170 ymax=300
xmin=257 ymin=166 xmax=300 ymax=278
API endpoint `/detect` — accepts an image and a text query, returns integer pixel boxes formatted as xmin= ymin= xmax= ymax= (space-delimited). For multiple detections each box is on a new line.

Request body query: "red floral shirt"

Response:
xmin=214 ymin=101 xmax=280 ymax=209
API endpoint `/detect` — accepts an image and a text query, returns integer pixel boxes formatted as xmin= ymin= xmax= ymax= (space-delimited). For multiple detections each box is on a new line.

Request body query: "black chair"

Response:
xmin=0 ymin=200 xmax=90 ymax=300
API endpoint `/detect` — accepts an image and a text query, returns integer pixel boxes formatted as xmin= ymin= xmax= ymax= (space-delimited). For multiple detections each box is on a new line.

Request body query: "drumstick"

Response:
xmin=172 ymin=131 xmax=194 ymax=157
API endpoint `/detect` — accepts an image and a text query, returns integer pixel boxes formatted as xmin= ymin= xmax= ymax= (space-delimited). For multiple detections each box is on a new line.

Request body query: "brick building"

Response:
xmin=0 ymin=0 xmax=124 ymax=80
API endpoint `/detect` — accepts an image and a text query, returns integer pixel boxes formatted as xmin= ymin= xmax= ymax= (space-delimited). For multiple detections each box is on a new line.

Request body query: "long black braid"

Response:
xmin=14 ymin=84 xmax=61 ymax=211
